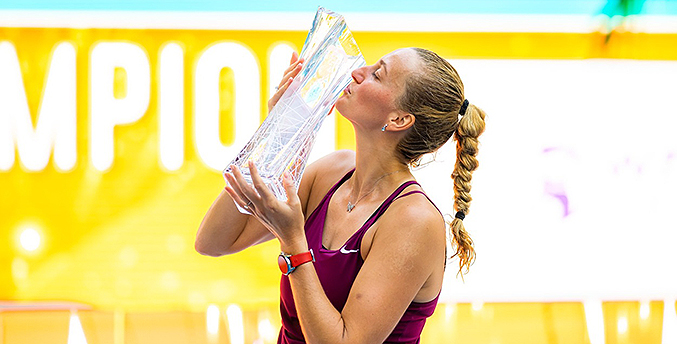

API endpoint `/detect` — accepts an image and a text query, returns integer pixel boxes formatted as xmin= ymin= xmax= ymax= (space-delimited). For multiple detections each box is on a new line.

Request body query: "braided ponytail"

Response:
xmin=394 ymin=48 xmax=486 ymax=276
xmin=449 ymin=103 xmax=485 ymax=275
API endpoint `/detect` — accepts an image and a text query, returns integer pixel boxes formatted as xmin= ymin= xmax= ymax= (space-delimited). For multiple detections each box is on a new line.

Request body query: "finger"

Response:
xmin=280 ymin=63 xmax=302 ymax=87
xmin=268 ymin=77 xmax=293 ymax=112
xmin=289 ymin=51 xmax=299 ymax=64
xmin=276 ymin=69 xmax=298 ymax=93
xmin=277 ymin=76 xmax=293 ymax=94
xmin=231 ymin=165 xmax=261 ymax=204
xmin=278 ymin=60 xmax=303 ymax=89
xmin=284 ymin=55 xmax=300 ymax=70
xmin=280 ymin=59 xmax=300 ymax=81
xmin=282 ymin=54 xmax=302 ymax=76
xmin=282 ymin=60 xmax=303 ymax=80
xmin=225 ymin=172 xmax=250 ymax=206
xmin=225 ymin=178 xmax=259 ymax=214
xmin=224 ymin=184 xmax=249 ymax=209
xmin=276 ymin=76 xmax=293 ymax=95
xmin=282 ymin=171 xmax=300 ymax=206
xmin=248 ymin=161 xmax=276 ymax=203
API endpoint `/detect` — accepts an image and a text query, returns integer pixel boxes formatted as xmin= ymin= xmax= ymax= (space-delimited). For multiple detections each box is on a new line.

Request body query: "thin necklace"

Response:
xmin=346 ymin=168 xmax=409 ymax=213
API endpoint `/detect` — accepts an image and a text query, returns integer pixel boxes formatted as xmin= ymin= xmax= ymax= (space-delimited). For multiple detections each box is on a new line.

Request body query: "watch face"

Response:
xmin=278 ymin=255 xmax=290 ymax=274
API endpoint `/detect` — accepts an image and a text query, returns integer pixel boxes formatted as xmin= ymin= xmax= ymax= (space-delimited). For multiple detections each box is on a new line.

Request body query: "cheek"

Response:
xmin=335 ymin=86 xmax=397 ymax=119
xmin=362 ymin=89 xmax=396 ymax=112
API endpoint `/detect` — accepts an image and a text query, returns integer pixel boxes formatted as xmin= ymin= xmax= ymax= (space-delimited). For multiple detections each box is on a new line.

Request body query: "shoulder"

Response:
xmin=304 ymin=149 xmax=355 ymax=188
xmin=362 ymin=189 xmax=446 ymax=284
xmin=374 ymin=190 xmax=445 ymax=257
xmin=308 ymin=149 xmax=355 ymax=174
xmin=298 ymin=150 xmax=355 ymax=214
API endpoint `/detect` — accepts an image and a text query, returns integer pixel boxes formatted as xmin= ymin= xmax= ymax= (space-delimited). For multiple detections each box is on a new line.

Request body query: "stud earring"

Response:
xmin=381 ymin=124 xmax=388 ymax=132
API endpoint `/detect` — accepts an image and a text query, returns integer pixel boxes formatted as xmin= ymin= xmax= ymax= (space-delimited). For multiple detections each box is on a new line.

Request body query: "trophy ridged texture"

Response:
xmin=224 ymin=7 xmax=366 ymax=214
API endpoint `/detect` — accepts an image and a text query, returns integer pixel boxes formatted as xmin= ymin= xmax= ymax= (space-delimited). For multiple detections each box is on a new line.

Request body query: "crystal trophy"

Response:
xmin=224 ymin=7 xmax=366 ymax=214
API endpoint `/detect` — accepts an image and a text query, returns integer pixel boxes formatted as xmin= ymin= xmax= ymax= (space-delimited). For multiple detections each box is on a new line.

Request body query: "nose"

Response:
xmin=351 ymin=66 xmax=366 ymax=83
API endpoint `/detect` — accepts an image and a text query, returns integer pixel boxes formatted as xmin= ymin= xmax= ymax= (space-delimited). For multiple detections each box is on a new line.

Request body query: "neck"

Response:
xmin=349 ymin=127 xmax=410 ymax=199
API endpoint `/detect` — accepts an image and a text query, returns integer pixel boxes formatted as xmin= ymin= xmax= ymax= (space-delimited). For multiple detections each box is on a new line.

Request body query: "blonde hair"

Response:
xmin=396 ymin=48 xmax=486 ymax=275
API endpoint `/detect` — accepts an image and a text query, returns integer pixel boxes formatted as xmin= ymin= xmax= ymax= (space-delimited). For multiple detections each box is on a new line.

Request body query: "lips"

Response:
xmin=345 ymin=84 xmax=351 ymax=95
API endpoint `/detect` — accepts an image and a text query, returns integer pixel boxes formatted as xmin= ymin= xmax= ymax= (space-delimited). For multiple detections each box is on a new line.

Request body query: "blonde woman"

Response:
xmin=196 ymin=47 xmax=486 ymax=344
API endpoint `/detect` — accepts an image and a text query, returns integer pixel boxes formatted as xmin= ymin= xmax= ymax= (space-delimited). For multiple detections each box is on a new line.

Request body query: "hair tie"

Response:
xmin=459 ymin=99 xmax=469 ymax=116
xmin=455 ymin=211 xmax=466 ymax=220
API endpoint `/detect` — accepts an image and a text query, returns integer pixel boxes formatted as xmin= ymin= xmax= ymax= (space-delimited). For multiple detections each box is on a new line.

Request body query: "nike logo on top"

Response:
xmin=340 ymin=246 xmax=359 ymax=254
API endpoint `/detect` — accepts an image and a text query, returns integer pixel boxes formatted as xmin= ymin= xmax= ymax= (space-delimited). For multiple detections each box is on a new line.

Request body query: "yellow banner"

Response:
xmin=1 ymin=27 xmax=675 ymax=311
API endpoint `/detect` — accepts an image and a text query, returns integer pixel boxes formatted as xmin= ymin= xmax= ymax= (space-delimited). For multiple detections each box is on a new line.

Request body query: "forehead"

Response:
xmin=381 ymin=48 xmax=421 ymax=78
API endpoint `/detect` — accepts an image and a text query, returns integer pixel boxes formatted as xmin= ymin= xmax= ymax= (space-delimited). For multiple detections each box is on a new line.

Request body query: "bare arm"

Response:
xmin=195 ymin=190 xmax=275 ymax=256
xmin=195 ymin=52 xmax=306 ymax=256
xmin=288 ymin=201 xmax=446 ymax=344
xmin=197 ymin=149 xmax=355 ymax=256
xmin=195 ymin=155 xmax=320 ymax=256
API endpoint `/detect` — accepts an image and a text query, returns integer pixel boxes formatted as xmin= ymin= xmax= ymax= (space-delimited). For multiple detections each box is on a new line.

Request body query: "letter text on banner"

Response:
xmin=90 ymin=41 xmax=150 ymax=172
xmin=159 ymin=42 xmax=185 ymax=171
xmin=0 ymin=41 xmax=76 ymax=172
xmin=194 ymin=42 xmax=260 ymax=171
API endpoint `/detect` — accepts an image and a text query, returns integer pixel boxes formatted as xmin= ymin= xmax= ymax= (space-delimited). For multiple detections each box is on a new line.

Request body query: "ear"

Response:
xmin=387 ymin=111 xmax=415 ymax=132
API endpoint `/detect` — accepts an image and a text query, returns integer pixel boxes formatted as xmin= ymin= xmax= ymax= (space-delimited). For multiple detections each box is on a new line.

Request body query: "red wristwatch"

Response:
xmin=278 ymin=249 xmax=315 ymax=275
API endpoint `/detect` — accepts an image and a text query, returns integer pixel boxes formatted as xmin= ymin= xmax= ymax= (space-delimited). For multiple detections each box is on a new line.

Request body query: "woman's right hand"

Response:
xmin=268 ymin=52 xmax=304 ymax=112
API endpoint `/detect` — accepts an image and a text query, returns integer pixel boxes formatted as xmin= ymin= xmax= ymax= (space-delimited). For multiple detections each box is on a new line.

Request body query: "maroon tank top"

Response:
xmin=278 ymin=169 xmax=441 ymax=344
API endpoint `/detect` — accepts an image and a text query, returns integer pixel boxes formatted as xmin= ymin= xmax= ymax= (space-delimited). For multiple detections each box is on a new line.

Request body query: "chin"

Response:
xmin=334 ymin=97 xmax=361 ymax=124
xmin=335 ymin=98 xmax=347 ymax=116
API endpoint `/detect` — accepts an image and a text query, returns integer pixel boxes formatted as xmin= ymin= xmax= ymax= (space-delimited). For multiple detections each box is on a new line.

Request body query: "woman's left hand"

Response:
xmin=224 ymin=161 xmax=307 ymax=252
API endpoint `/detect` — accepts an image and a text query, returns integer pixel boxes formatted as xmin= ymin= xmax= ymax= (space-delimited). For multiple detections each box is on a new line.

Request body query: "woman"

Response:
xmin=196 ymin=47 xmax=486 ymax=344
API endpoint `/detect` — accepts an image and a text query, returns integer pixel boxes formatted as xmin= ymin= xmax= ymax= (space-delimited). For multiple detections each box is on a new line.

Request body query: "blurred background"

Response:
xmin=1 ymin=0 xmax=676 ymax=343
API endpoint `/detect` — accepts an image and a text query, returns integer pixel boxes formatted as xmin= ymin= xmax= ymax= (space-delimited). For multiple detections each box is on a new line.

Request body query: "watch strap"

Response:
xmin=289 ymin=250 xmax=314 ymax=267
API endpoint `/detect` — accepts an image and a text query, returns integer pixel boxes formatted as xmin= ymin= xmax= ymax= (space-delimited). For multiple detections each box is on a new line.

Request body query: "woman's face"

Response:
xmin=335 ymin=48 xmax=420 ymax=129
